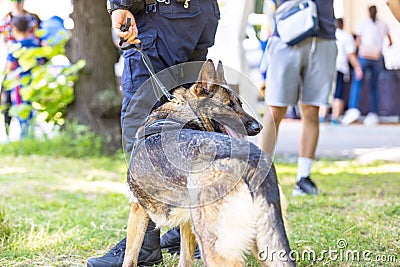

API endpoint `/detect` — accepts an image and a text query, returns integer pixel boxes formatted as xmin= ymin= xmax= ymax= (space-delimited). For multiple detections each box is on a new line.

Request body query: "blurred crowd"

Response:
xmin=0 ymin=0 xmax=69 ymax=142
xmin=256 ymin=0 xmax=400 ymax=126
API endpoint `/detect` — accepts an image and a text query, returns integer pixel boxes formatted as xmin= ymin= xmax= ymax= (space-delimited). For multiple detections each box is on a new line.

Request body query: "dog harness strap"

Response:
xmin=136 ymin=119 xmax=183 ymax=141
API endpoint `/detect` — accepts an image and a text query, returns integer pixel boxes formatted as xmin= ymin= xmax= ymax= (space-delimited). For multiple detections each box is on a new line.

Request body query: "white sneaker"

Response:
xmin=341 ymin=108 xmax=361 ymax=125
xmin=363 ymin=112 xmax=379 ymax=126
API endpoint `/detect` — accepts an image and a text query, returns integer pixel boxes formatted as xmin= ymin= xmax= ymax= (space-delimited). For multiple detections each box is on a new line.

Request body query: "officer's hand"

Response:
xmin=111 ymin=9 xmax=140 ymax=44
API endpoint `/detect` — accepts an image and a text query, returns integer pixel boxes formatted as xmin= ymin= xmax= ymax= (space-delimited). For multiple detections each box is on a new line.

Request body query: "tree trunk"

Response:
xmin=66 ymin=0 xmax=122 ymax=149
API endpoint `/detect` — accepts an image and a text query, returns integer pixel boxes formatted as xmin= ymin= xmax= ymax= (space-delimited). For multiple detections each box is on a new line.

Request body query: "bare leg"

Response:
xmin=318 ymin=105 xmax=329 ymax=120
xmin=258 ymin=106 xmax=288 ymax=155
xmin=331 ymin=98 xmax=344 ymax=121
xmin=299 ymin=104 xmax=320 ymax=159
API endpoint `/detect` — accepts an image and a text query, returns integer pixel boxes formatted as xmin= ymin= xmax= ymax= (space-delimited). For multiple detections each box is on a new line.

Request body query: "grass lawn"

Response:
xmin=0 ymin=155 xmax=399 ymax=266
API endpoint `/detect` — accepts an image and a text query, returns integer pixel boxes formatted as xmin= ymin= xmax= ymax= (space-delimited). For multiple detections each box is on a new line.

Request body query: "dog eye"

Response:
xmin=229 ymin=100 xmax=235 ymax=108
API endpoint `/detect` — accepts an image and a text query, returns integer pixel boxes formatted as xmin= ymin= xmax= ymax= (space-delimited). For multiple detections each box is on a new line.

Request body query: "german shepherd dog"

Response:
xmin=122 ymin=60 xmax=295 ymax=267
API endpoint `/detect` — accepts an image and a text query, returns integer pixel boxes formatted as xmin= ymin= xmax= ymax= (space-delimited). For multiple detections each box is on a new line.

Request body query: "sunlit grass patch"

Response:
xmin=0 ymin=155 xmax=399 ymax=266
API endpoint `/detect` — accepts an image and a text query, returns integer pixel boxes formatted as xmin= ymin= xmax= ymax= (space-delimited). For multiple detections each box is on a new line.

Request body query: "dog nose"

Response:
xmin=246 ymin=121 xmax=262 ymax=136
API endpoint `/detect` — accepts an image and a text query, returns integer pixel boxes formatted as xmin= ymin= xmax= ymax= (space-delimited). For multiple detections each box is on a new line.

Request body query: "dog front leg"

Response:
xmin=123 ymin=202 xmax=149 ymax=267
xmin=178 ymin=221 xmax=196 ymax=267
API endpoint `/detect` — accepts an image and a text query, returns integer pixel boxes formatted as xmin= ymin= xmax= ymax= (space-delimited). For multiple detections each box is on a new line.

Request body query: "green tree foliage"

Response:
xmin=2 ymin=39 xmax=85 ymax=126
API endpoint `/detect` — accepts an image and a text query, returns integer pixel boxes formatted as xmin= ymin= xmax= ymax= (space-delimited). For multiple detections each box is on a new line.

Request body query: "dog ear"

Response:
xmin=193 ymin=59 xmax=217 ymax=96
xmin=216 ymin=60 xmax=227 ymax=85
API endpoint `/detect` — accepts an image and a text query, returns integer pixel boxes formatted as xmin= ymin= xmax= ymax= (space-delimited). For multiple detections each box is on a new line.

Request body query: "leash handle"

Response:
xmin=119 ymin=17 xmax=142 ymax=51
xmin=118 ymin=17 xmax=131 ymax=48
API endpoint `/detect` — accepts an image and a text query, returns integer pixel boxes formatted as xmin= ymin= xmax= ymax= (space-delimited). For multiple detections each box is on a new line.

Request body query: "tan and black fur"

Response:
xmin=123 ymin=60 xmax=295 ymax=267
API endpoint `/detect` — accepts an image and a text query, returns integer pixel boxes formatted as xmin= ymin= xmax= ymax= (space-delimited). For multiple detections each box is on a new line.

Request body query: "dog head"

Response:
xmin=148 ymin=60 xmax=262 ymax=137
xmin=188 ymin=60 xmax=262 ymax=137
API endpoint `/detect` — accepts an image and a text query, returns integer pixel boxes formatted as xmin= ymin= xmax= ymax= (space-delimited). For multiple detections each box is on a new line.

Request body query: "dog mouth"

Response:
xmin=212 ymin=120 xmax=244 ymax=139
xmin=223 ymin=124 xmax=244 ymax=139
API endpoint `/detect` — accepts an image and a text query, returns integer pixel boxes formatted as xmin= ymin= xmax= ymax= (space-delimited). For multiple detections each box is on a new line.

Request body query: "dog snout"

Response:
xmin=246 ymin=120 xmax=262 ymax=136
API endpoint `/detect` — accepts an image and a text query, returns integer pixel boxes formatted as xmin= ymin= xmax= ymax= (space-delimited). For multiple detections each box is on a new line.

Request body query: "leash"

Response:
xmin=119 ymin=18 xmax=175 ymax=101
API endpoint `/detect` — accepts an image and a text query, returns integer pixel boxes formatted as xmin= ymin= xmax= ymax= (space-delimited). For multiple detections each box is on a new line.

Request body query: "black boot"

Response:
xmin=87 ymin=220 xmax=162 ymax=267
xmin=160 ymin=227 xmax=201 ymax=259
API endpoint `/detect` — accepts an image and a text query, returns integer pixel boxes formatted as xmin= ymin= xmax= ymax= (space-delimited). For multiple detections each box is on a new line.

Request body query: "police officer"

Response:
xmin=87 ymin=0 xmax=219 ymax=266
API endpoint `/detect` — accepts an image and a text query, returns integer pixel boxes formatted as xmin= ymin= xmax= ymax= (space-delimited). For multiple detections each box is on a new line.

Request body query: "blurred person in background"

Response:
xmin=40 ymin=16 xmax=68 ymax=46
xmin=319 ymin=18 xmax=363 ymax=125
xmin=259 ymin=0 xmax=337 ymax=196
xmin=4 ymin=15 xmax=41 ymax=139
xmin=0 ymin=0 xmax=40 ymax=42
xmin=0 ymin=0 xmax=40 ymax=141
xmin=341 ymin=5 xmax=392 ymax=126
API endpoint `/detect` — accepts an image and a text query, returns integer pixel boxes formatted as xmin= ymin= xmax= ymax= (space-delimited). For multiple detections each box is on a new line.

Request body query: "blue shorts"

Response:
xmin=333 ymin=71 xmax=345 ymax=99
